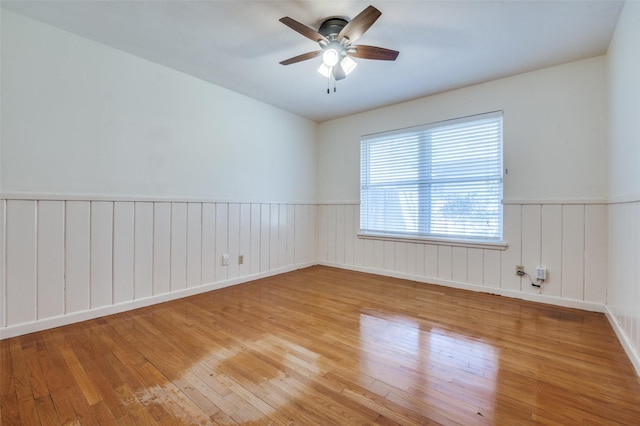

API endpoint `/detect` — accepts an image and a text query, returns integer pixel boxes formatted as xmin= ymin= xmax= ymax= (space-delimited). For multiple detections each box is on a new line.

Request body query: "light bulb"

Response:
xmin=322 ymin=49 xmax=339 ymax=67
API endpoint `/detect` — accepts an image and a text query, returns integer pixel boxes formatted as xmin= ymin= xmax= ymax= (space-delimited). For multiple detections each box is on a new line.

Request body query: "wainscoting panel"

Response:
xmin=0 ymin=199 xmax=5 ymax=328
xmin=113 ymin=201 xmax=135 ymax=304
xmin=269 ymin=204 xmax=279 ymax=271
xmin=585 ymin=204 xmax=608 ymax=304
xmin=91 ymin=201 xmax=114 ymax=309
xmin=6 ymin=200 xmax=37 ymax=326
xmin=228 ymin=203 xmax=241 ymax=280
xmin=294 ymin=204 xmax=309 ymax=265
xmin=541 ymin=204 xmax=563 ymax=298
xmin=170 ymin=202 xmax=188 ymax=292
xmin=424 ymin=244 xmax=438 ymax=278
xmin=153 ymin=202 xmax=172 ymax=296
xmin=37 ymin=201 xmax=65 ymax=319
xmin=239 ymin=203 xmax=251 ymax=278
xmin=260 ymin=204 xmax=270 ymax=273
xmin=483 ymin=249 xmax=501 ymax=288
xmin=521 ymin=204 xmax=542 ymax=295
xmin=467 ymin=248 xmax=483 ymax=285
xmin=607 ymin=200 xmax=640 ymax=373
xmin=562 ymin=204 xmax=586 ymax=301
xmin=0 ymin=198 xmax=317 ymax=338
xmin=501 ymin=204 xmax=522 ymax=292
xmin=65 ymin=201 xmax=91 ymax=314
xmin=249 ymin=203 xmax=261 ymax=275
xmin=187 ymin=203 xmax=203 ymax=288
xmin=202 ymin=203 xmax=216 ymax=283
xmin=318 ymin=202 xmax=608 ymax=307
xmin=438 ymin=245 xmax=453 ymax=281
xmin=215 ymin=202 xmax=229 ymax=283
xmin=134 ymin=202 xmax=154 ymax=299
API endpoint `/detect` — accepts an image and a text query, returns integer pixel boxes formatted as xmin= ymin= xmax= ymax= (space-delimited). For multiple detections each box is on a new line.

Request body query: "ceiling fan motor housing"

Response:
xmin=318 ymin=17 xmax=349 ymax=40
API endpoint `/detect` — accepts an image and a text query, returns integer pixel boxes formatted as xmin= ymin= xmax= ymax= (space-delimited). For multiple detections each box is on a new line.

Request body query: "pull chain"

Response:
xmin=326 ymin=75 xmax=337 ymax=94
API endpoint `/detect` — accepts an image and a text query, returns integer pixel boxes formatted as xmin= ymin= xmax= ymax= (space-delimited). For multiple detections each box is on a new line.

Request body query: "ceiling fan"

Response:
xmin=279 ymin=5 xmax=399 ymax=83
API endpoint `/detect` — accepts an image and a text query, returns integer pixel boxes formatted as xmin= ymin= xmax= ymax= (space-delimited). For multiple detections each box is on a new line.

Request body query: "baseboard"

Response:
xmin=318 ymin=261 xmax=606 ymax=313
xmin=0 ymin=262 xmax=315 ymax=340
xmin=604 ymin=305 xmax=640 ymax=377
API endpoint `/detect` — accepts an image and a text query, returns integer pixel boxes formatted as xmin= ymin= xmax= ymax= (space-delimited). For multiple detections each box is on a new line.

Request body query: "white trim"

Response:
xmin=608 ymin=194 xmax=640 ymax=204
xmin=320 ymin=199 xmax=611 ymax=206
xmin=4 ymin=194 xmax=632 ymax=206
xmin=357 ymin=233 xmax=508 ymax=251
xmin=317 ymin=201 xmax=360 ymax=205
xmin=318 ymin=261 xmax=606 ymax=313
xmin=502 ymin=199 xmax=608 ymax=205
xmin=1 ymin=200 xmax=6 ymax=329
xmin=604 ymin=305 xmax=640 ymax=378
xmin=0 ymin=262 xmax=314 ymax=340
xmin=0 ymin=192 xmax=317 ymax=205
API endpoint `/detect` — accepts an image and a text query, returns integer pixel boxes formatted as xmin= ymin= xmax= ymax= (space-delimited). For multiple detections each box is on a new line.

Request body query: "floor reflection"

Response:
xmin=359 ymin=311 xmax=499 ymax=422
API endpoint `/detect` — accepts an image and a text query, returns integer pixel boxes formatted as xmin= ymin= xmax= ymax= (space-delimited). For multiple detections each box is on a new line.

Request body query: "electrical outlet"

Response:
xmin=238 ymin=255 xmax=244 ymax=265
xmin=516 ymin=265 xmax=524 ymax=275
xmin=536 ymin=267 xmax=547 ymax=280
xmin=222 ymin=253 xmax=229 ymax=266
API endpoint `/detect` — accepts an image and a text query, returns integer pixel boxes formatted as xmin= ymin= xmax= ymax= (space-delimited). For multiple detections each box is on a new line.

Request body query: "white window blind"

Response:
xmin=360 ymin=111 xmax=503 ymax=242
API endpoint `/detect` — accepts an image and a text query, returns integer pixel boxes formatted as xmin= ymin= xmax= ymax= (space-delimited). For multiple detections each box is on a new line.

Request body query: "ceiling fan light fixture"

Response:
xmin=341 ymin=56 xmax=357 ymax=75
xmin=322 ymin=48 xmax=340 ymax=67
xmin=279 ymin=5 xmax=399 ymax=89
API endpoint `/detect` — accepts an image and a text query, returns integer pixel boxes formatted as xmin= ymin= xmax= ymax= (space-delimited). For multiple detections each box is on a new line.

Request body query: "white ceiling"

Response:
xmin=1 ymin=1 xmax=624 ymax=123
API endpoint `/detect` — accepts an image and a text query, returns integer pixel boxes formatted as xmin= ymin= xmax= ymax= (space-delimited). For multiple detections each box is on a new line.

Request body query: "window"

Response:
xmin=360 ymin=111 xmax=503 ymax=243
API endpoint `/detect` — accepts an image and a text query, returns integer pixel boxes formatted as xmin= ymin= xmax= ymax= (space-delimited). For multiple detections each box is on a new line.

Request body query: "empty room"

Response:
xmin=1 ymin=1 xmax=639 ymax=424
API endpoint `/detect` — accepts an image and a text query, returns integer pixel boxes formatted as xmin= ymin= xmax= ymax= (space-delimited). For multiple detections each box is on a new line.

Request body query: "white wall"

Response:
xmin=317 ymin=57 xmax=609 ymax=311
xmin=1 ymin=10 xmax=317 ymax=203
xmin=607 ymin=2 xmax=640 ymax=202
xmin=0 ymin=10 xmax=318 ymax=337
xmin=318 ymin=57 xmax=608 ymax=203
xmin=606 ymin=0 xmax=640 ymax=374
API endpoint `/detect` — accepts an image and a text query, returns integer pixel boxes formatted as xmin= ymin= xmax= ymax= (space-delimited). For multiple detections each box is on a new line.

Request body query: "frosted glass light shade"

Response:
xmin=322 ymin=49 xmax=339 ymax=67
xmin=317 ymin=63 xmax=332 ymax=78
xmin=341 ymin=56 xmax=357 ymax=75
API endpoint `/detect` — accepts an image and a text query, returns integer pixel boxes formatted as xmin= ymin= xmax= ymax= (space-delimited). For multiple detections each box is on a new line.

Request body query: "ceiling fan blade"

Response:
xmin=333 ymin=64 xmax=347 ymax=81
xmin=279 ymin=51 xmax=323 ymax=65
xmin=337 ymin=5 xmax=381 ymax=44
xmin=348 ymin=45 xmax=399 ymax=61
xmin=279 ymin=17 xmax=329 ymax=44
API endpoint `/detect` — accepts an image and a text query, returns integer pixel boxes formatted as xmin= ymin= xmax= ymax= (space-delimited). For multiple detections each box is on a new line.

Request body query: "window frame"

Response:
xmin=359 ymin=111 xmax=506 ymax=250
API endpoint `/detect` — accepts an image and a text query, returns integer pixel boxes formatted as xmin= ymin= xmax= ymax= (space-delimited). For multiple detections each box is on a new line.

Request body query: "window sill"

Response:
xmin=357 ymin=233 xmax=508 ymax=250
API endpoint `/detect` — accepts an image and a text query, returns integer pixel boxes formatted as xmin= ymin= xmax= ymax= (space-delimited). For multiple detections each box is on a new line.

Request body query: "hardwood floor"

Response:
xmin=2 ymin=266 xmax=639 ymax=425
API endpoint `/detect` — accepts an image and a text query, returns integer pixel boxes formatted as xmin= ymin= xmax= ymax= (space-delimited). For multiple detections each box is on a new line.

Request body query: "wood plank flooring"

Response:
xmin=2 ymin=266 xmax=640 ymax=425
